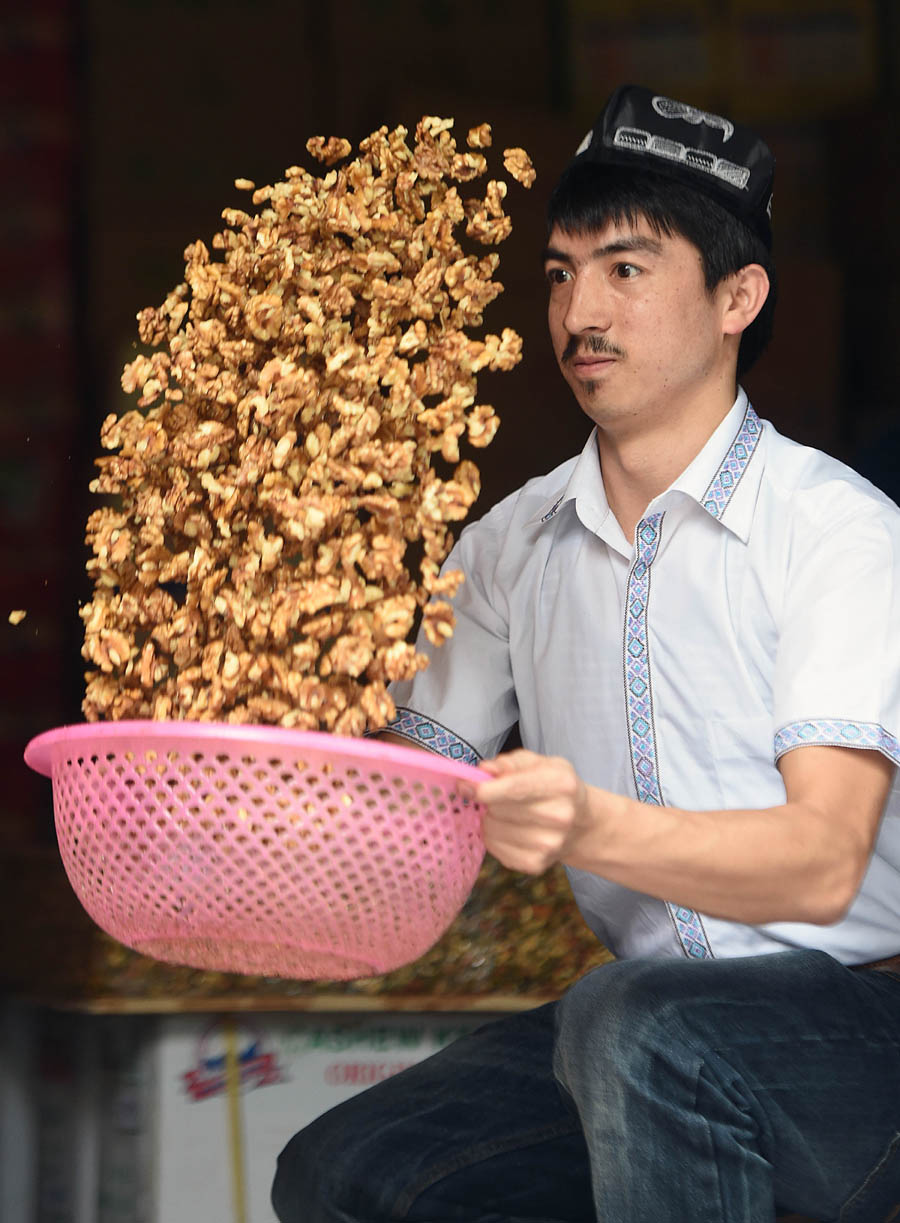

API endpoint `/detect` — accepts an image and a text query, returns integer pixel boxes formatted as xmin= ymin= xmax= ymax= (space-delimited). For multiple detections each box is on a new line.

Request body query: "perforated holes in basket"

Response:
xmin=50 ymin=739 xmax=483 ymax=979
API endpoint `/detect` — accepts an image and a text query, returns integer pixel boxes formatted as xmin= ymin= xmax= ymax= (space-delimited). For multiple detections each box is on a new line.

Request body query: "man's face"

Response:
xmin=544 ymin=217 xmax=733 ymax=431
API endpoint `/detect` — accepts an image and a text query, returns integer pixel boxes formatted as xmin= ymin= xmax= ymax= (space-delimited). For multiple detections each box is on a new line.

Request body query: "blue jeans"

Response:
xmin=271 ymin=951 xmax=900 ymax=1221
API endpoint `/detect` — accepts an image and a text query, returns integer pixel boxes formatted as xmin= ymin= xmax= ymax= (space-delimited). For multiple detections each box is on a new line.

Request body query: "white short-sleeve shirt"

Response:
xmin=388 ymin=390 xmax=900 ymax=964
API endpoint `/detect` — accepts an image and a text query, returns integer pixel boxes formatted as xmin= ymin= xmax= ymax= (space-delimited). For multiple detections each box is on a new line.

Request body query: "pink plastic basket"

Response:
xmin=24 ymin=721 xmax=486 ymax=980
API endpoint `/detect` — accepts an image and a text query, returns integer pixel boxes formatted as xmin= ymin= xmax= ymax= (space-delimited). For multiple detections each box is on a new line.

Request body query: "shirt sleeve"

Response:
xmin=772 ymin=492 xmax=900 ymax=767
xmin=386 ymin=500 xmax=520 ymax=763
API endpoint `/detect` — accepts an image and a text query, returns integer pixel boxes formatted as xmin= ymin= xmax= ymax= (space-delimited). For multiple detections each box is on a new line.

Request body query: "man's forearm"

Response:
xmin=571 ymin=791 xmax=862 ymax=926
xmin=476 ymin=746 xmax=891 ymax=928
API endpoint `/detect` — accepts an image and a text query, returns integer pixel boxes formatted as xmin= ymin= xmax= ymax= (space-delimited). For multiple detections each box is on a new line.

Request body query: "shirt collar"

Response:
xmin=528 ymin=389 xmax=765 ymax=545
xmin=527 ymin=427 xmax=627 ymax=549
xmin=662 ymin=388 xmax=765 ymax=541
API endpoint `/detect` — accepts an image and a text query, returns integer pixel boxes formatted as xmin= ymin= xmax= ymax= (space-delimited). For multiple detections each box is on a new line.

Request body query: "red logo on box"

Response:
xmin=183 ymin=1020 xmax=285 ymax=1101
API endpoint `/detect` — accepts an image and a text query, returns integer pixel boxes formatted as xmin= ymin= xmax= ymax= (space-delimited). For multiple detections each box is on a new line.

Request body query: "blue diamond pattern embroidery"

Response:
xmin=623 ymin=511 xmax=713 ymax=960
xmin=774 ymin=719 xmax=900 ymax=765
xmin=384 ymin=708 xmax=481 ymax=765
xmin=701 ymin=406 xmax=762 ymax=520
xmin=624 ymin=512 xmax=664 ymax=808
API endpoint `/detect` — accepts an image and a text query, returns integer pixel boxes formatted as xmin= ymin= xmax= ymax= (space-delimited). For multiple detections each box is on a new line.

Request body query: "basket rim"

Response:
xmin=23 ymin=719 xmax=487 ymax=785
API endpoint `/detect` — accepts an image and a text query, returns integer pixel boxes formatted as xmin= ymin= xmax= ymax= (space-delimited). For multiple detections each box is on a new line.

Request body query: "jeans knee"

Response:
xmin=271 ymin=1121 xmax=329 ymax=1222
xmin=271 ymin=1106 xmax=371 ymax=1223
xmin=553 ymin=958 xmax=703 ymax=1090
xmin=557 ymin=957 xmax=673 ymax=1039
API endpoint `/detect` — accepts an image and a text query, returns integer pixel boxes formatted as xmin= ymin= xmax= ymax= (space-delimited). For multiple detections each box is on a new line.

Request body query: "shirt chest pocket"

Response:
xmin=707 ymin=714 xmax=787 ymax=810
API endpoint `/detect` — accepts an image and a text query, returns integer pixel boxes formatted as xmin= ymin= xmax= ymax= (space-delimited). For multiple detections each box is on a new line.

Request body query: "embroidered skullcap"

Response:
xmin=573 ymin=85 xmax=775 ymax=248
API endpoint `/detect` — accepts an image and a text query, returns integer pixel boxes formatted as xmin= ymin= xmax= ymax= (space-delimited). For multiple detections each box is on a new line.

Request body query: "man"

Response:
xmin=272 ymin=86 xmax=900 ymax=1222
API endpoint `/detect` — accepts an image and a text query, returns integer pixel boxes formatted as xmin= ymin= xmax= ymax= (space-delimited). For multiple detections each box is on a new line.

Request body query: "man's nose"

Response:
xmin=563 ymin=271 xmax=611 ymax=335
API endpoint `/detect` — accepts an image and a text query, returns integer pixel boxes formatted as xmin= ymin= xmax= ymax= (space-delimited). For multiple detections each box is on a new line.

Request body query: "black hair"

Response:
xmin=547 ymin=162 xmax=777 ymax=377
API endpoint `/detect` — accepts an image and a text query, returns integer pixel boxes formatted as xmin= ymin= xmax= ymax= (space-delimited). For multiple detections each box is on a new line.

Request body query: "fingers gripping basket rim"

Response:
xmin=25 ymin=721 xmax=486 ymax=981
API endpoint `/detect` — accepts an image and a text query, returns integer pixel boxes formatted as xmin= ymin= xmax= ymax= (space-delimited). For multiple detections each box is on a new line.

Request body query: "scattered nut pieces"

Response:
xmin=306 ymin=136 xmax=353 ymax=165
xmin=466 ymin=123 xmax=492 ymax=149
xmin=502 ymin=147 xmax=536 ymax=189
xmin=83 ymin=117 xmax=534 ymax=734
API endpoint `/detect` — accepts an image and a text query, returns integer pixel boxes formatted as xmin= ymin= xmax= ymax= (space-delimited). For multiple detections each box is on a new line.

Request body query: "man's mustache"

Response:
xmin=562 ymin=335 xmax=626 ymax=363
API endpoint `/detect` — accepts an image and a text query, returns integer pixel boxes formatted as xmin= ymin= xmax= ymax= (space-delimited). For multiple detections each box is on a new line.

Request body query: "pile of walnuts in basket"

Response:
xmin=81 ymin=118 xmax=534 ymax=735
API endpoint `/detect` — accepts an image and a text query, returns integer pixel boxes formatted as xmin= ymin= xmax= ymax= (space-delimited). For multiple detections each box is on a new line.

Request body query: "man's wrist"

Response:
xmin=564 ymin=784 xmax=637 ymax=874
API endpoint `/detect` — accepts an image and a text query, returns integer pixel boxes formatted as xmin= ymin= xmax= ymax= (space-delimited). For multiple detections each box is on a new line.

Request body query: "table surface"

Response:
xmin=34 ymin=991 xmax=546 ymax=1014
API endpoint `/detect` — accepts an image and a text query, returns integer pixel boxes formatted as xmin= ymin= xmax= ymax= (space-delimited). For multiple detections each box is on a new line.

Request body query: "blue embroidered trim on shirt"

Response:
xmin=671 ymin=908 xmax=714 ymax=959
xmin=701 ymin=405 xmax=762 ymax=520
xmin=384 ymin=707 xmax=482 ymax=765
xmin=541 ymin=495 xmax=565 ymax=523
xmin=625 ymin=514 xmax=665 ymax=807
xmin=774 ymin=719 xmax=900 ymax=766
xmin=623 ymin=512 xmax=714 ymax=961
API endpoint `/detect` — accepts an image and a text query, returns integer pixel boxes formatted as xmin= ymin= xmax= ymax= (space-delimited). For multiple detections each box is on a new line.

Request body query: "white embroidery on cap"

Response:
xmin=614 ymin=127 xmax=750 ymax=191
xmin=652 ymin=95 xmax=734 ymax=143
xmin=575 ymin=130 xmax=592 ymax=156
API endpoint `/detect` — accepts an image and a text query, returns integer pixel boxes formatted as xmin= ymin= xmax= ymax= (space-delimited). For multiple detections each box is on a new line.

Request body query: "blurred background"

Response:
xmin=1 ymin=0 xmax=899 ymax=1217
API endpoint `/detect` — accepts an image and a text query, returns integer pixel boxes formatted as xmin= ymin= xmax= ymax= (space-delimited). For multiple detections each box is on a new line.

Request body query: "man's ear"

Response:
xmin=721 ymin=264 xmax=770 ymax=337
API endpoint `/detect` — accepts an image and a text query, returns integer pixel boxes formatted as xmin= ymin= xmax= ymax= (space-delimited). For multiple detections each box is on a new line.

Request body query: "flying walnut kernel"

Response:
xmin=82 ymin=117 xmax=535 ymax=733
xmin=306 ymin=136 xmax=353 ymax=165
xmin=502 ymin=147 xmax=536 ymax=189
xmin=466 ymin=123 xmax=492 ymax=149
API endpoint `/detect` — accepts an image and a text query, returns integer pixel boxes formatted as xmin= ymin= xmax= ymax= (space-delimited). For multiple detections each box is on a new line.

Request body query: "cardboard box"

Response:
xmin=28 ymin=1009 xmax=493 ymax=1223
xmin=155 ymin=1012 xmax=488 ymax=1223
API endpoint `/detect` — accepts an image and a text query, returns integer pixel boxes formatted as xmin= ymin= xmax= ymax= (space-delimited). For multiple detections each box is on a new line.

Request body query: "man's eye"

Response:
xmin=546 ymin=267 xmax=571 ymax=286
xmin=615 ymin=262 xmax=641 ymax=279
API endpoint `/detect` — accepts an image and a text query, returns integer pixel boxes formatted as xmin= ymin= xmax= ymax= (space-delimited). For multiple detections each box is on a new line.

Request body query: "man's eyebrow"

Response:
xmin=541 ymin=235 xmax=664 ymax=265
xmin=593 ymin=235 xmax=663 ymax=258
xmin=541 ymin=244 xmax=573 ymax=266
